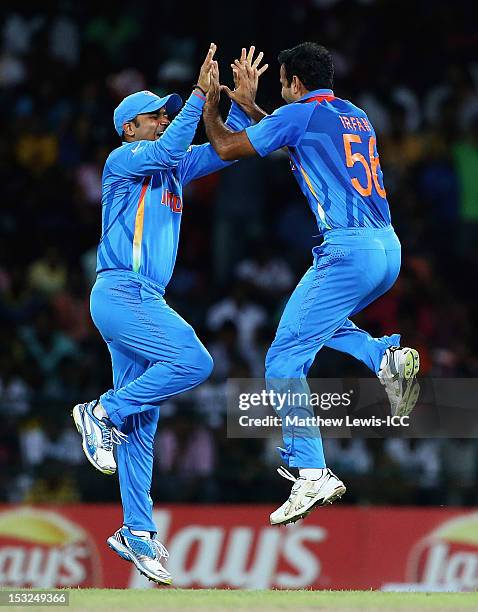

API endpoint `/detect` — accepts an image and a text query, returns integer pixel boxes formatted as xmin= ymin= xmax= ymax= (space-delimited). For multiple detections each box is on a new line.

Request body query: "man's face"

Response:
xmin=124 ymin=107 xmax=170 ymax=141
xmin=280 ymin=65 xmax=294 ymax=103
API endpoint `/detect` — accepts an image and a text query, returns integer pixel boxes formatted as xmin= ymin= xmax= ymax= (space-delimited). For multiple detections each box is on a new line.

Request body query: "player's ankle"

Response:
xmin=93 ymin=401 xmax=108 ymax=420
xmin=299 ymin=468 xmax=326 ymax=479
xmin=129 ymin=529 xmax=152 ymax=538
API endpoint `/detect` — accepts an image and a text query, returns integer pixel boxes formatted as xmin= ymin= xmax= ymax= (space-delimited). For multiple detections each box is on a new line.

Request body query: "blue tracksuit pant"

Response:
xmin=265 ymin=226 xmax=402 ymax=468
xmin=90 ymin=270 xmax=213 ymax=532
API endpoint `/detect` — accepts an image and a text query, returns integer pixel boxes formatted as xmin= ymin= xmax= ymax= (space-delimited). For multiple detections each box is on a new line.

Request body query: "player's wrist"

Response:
xmin=191 ymin=87 xmax=207 ymax=105
xmin=203 ymin=100 xmax=220 ymax=116
xmin=193 ymin=84 xmax=208 ymax=96
xmin=239 ymin=100 xmax=256 ymax=113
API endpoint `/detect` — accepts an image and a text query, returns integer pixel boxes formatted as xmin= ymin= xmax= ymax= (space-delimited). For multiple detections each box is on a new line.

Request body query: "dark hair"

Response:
xmin=278 ymin=42 xmax=334 ymax=90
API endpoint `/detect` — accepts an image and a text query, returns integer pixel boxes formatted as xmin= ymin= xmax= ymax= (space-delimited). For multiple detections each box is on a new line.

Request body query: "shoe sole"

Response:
xmin=395 ymin=380 xmax=421 ymax=417
xmin=270 ymin=483 xmax=347 ymax=526
xmin=395 ymin=349 xmax=420 ymax=417
xmin=401 ymin=349 xmax=420 ymax=380
xmin=72 ymin=404 xmax=116 ymax=476
xmin=106 ymin=537 xmax=173 ymax=585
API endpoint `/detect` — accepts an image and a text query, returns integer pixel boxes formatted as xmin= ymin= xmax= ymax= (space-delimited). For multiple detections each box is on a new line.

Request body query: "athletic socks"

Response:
xmin=93 ymin=401 xmax=108 ymax=420
xmin=299 ymin=468 xmax=327 ymax=479
xmin=129 ymin=529 xmax=151 ymax=538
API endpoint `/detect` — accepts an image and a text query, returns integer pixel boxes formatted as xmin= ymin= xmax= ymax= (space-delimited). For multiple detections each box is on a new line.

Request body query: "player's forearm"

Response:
xmin=204 ymin=108 xmax=243 ymax=161
xmin=238 ymin=102 xmax=268 ymax=124
xmin=158 ymin=91 xmax=205 ymax=164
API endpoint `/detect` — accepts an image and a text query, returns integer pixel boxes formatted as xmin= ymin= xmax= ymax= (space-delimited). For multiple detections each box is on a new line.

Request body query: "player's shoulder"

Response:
xmin=272 ymin=102 xmax=315 ymax=118
xmin=331 ymin=96 xmax=367 ymax=117
xmin=107 ymin=140 xmax=151 ymax=163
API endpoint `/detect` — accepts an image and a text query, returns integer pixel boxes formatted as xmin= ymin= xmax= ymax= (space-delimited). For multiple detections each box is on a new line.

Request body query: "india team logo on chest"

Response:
xmin=162 ymin=189 xmax=183 ymax=213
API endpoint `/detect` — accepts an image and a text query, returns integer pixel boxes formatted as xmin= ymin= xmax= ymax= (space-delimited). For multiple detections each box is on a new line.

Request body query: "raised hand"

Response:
xmin=205 ymin=61 xmax=221 ymax=112
xmin=196 ymin=43 xmax=217 ymax=93
xmin=221 ymin=46 xmax=268 ymax=110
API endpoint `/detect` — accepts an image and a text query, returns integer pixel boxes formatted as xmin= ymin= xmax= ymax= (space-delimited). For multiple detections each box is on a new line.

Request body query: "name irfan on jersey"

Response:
xmin=338 ymin=115 xmax=371 ymax=132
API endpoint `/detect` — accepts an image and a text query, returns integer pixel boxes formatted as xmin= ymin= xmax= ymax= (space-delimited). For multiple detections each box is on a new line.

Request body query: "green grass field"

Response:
xmin=4 ymin=589 xmax=478 ymax=611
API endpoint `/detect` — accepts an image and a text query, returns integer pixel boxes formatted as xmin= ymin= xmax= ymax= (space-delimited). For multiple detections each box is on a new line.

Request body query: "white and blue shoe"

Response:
xmin=72 ymin=400 xmax=128 ymax=475
xmin=107 ymin=527 xmax=172 ymax=585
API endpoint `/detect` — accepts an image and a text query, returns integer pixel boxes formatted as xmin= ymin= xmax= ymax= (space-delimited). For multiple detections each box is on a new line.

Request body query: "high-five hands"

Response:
xmin=196 ymin=43 xmax=217 ymax=93
xmin=222 ymin=46 xmax=268 ymax=109
xmin=205 ymin=45 xmax=269 ymax=124
xmin=206 ymin=60 xmax=221 ymax=110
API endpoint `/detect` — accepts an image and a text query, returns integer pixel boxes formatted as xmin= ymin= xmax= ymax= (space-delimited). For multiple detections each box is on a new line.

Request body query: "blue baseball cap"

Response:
xmin=113 ymin=90 xmax=183 ymax=136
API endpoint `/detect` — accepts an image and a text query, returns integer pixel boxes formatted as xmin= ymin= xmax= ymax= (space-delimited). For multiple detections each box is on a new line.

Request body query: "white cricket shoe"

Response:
xmin=270 ymin=467 xmax=346 ymax=526
xmin=107 ymin=526 xmax=172 ymax=585
xmin=378 ymin=346 xmax=420 ymax=416
xmin=72 ymin=400 xmax=128 ymax=475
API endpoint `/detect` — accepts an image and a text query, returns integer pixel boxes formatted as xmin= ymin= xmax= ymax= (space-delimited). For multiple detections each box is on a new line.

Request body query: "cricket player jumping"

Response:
xmin=72 ymin=44 xmax=267 ymax=584
xmin=203 ymin=43 xmax=420 ymax=526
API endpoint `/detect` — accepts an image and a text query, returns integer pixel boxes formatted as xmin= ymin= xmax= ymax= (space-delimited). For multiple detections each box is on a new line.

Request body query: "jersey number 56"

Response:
xmin=343 ymin=134 xmax=387 ymax=199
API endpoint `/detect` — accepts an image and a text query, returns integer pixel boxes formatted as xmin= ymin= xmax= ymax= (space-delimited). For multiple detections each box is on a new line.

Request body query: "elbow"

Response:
xmin=217 ymin=145 xmax=236 ymax=162
xmin=162 ymin=151 xmax=185 ymax=168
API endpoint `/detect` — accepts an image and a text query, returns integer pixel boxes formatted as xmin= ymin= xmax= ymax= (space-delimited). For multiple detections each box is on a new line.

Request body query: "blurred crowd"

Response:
xmin=1 ymin=0 xmax=478 ymax=507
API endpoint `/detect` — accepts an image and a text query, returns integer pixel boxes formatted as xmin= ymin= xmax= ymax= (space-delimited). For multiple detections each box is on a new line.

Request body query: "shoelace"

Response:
xmin=277 ymin=467 xmax=305 ymax=506
xmin=277 ymin=466 xmax=329 ymax=488
xmin=136 ymin=539 xmax=170 ymax=564
xmin=152 ymin=539 xmax=169 ymax=561
xmin=277 ymin=466 xmax=297 ymax=483
xmin=101 ymin=425 xmax=128 ymax=452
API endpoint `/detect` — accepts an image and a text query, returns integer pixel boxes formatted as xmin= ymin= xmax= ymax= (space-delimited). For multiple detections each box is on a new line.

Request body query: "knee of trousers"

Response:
xmin=186 ymin=342 xmax=214 ymax=385
xmin=265 ymin=348 xmax=291 ymax=380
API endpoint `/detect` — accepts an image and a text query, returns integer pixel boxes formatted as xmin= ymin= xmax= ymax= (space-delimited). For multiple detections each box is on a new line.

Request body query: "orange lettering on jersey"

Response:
xmin=171 ymin=195 xmax=183 ymax=213
xmin=340 ymin=115 xmax=371 ymax=132
xmin=162 ymin=189 xmax=183 ymax=213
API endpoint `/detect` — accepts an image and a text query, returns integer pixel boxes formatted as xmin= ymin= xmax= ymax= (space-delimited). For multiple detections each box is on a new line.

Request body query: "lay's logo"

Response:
xmin=406 ymin=514 xmax=478 ymax=591
xmin=0 ymin=508 xmax=102 ymax=588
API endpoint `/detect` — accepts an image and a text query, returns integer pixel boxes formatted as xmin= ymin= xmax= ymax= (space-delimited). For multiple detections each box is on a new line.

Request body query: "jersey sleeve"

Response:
xmin=107 ymin=92 xmax=206 ymax=178
xmin=177 ymin=102 xmax=253 ymax=185
xmin=245 ymin=103 xmax=312 ymax=157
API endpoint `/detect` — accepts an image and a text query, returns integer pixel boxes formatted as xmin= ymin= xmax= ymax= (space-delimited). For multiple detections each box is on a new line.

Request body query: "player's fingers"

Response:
xmin=257 ymin=63 xmax=269 ymax=76
xmin=220 ymin=85 xmax=234 ymax=98
xmin=202 ymin=42 xmax=216 ymax=67
xmin=240 ymin=47 xmax=246 ymax=62
xmin=247 ymin=45 xmax=255 ymax=64
xmin=234 ymin=59 xmax=247 ymax=74
xmin=252 ymin=51 xmax=264 ymax=69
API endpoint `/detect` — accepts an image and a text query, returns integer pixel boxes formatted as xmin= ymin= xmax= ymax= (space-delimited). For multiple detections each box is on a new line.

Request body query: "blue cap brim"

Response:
xmin=135 ymin=93 xmax=183 ymax=119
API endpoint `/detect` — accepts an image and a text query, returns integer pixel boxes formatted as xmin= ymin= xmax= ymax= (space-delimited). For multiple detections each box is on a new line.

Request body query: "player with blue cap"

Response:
xmin=72 ymin=43 xmax=268 ymax=584
xmin=113 ymin=90 xmax=183 ymax=136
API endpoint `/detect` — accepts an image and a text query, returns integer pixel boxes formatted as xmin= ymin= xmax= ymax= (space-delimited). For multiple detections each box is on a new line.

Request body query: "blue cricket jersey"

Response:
xmin=245 ymin=89 xmax=391 ymax=233
xmin=97 ymin=93 xmax=251 ymax=288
